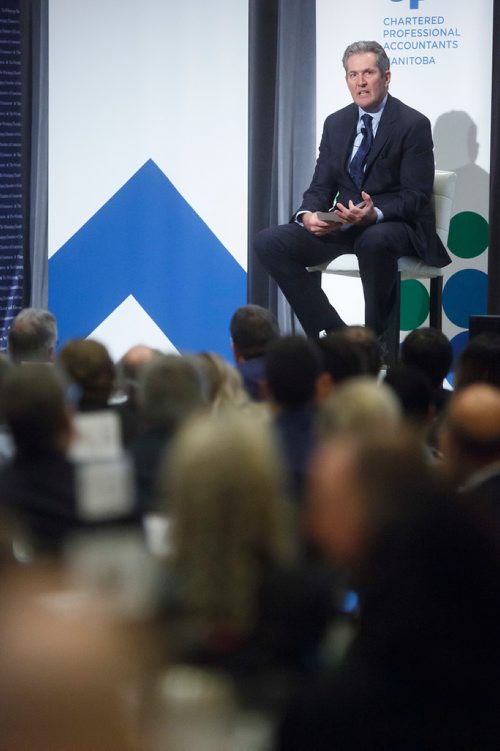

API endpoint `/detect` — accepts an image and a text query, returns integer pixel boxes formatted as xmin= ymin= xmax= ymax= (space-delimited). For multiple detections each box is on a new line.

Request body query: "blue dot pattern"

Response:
xmin=443 ymin=269 xmax=488 ymax=329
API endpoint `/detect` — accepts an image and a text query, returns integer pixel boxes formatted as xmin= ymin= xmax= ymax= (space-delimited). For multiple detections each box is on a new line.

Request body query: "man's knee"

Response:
xmin=355 ymin=224 xmax=392 ymax=255
xmin=355 ymin=223 xmax=411 ymax=259
xmin=254 ymin=224 xmax=301 ymax=268
xmin=254 ymin=227 xmax=276 ymax=261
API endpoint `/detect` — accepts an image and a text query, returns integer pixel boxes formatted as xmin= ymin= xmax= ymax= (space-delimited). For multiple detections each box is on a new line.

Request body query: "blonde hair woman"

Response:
xmin=160 ymin=410 xmax=336 ymax=680
xmin=195 ymin=352 xmax=269 ymax=421
xmin=165 ymin=410 xmax=293 ymax=636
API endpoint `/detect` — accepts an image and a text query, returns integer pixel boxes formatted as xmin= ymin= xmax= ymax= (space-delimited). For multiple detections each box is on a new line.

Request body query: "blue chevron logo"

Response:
xmin=49 ymin=159 xmax=246 ymax=360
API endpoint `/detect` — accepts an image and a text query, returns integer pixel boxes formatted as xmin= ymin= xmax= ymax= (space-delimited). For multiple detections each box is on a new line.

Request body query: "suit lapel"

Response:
xmin=338 ymin=104 xmax=359 ymax=172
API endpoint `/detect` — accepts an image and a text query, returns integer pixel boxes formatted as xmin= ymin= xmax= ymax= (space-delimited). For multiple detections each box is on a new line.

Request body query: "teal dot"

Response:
xmin=448 ymin=212 xmax=489 ymax=259
xmin=400 ymin=279 xmax=429 ymax=331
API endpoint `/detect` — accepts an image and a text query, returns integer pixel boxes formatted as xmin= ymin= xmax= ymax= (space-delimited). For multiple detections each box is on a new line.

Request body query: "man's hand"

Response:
xmin=335 ymin=191 xmax=377 ymax=226
xmin=302 ymin=211 xmax=345 ymax=236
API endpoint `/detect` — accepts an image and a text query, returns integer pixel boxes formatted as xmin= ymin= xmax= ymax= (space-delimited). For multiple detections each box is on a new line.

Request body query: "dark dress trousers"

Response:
xmin=254 ymin=95 xmax=451 ymax=345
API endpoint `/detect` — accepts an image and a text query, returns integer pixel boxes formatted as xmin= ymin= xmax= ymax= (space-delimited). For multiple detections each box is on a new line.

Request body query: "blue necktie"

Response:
xmin=349 ymin=114 xmax=373 ymax=189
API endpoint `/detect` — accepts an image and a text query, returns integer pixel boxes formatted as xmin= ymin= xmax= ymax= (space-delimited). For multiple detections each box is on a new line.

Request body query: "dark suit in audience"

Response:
xmin=441 ymin=383 xmax=500 ymax=531
xmin=131 ymin=354 xmax=206 ymax=513
xmin=265 ymin=336 xmax=323 ymax=503
xmin=277 ymin=432 xmax=500 ymax=749
xmin=454 ymin=332 xmax=500 ymax=391
xmin=0 ymin=365 xmax=81 ymax=554
xmin=230 ymin=304 xmax=280 ymax=401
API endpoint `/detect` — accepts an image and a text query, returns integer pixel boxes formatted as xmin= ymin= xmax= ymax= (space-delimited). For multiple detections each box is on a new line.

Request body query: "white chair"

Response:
xmin=308 ymin=170 xmax=457 ymax=356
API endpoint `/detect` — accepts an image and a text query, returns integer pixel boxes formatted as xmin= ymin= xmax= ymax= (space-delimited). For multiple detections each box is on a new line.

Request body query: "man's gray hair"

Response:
xmin=342 ymin=41 xmax=390 ymax=75
xmin=8 ymin=308 xmax=58 ymax=364
xmin=140 ymin=354 xmax=206 ymax=432
xmin=317 ymin=376 xmax=401 ymax=439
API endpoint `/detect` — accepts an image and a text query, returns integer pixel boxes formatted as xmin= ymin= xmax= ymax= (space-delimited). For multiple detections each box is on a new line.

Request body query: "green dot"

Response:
xmin=447 ymin=211 xmax=489 ymax=259
xmin=400 ymin=279 xmax=429 ymax=331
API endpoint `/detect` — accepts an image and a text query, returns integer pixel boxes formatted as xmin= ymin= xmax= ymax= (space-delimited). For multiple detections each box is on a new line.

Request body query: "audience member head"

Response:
xmin=317 ymin=332 xmax=365 ymax=394
xmin=440 ymin=383 xmax=500 ymax=485
xmin=309 ymin=430 xmax=436 ymax=568
xmin=0 ymin=568 xmax=140 ymax=750
xmin=384 ymin=363 xmax=434 ymax=434
xmin=265 ymin=335 xmax=323 ymax=410
xmin=117 ymin=344 xmax=159 ymax=394
xmin=400 ymin=327 xmax=452 ymax=390
xmin=1 ymin=364 xmax=71 ymax=457
xmin=195 ymin=352 xmax=250 ymax=411
xmin=340 ymin=325 xmax=383 ymax=376
xmin=317 ymin=376 xmax=401 ymax=440
xmin=140 ymin=353 xmax=206 ymax=434
xmin=8 ymin=308 xmax=57 ymax=364
xmin=454 ymin=332 xmax=500 ymax=391
xmin=230 ymin=304 xmax=280 ymax=362
xmin=309 ymin=428 xmax=500 ymax=696
xmin=165 ymin=410 xmax=293 ymax=631
xmin=58 ymin=339 xmax=115 ymax=411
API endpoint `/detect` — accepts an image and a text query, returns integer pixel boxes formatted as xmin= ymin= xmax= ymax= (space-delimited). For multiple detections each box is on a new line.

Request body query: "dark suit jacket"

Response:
xmin=297 ymin=94 xmax=451 ymax=268
xmin=277 ymin=494 xmax=500 ymax=750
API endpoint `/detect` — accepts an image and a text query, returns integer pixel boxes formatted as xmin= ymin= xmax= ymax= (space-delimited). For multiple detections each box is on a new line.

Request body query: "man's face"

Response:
xmin=345 ymin=52 xmax=390 ymax=112
xmin=308 ymin=441 xmax=366 ymax=565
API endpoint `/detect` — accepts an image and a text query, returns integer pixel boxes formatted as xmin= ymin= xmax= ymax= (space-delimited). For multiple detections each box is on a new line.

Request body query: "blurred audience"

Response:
xmin=0 ymin=565 xmax=143 ymax=750
xmin=440 ymin=383 xmax=500 ymax=508
xmin=230 ymin=304 xmax=280 ymax=401
xmin=58 ymin=338 xmax=115 ymax=412
xmin=340 ymin=325 xmax=383 ymax=377
xmin=115 ymin=344 xmax=160 ymax=445
xmin=384 ymin=363 xmax=437 ymax=460
xmin=316 ymin=331 xmax=366 ymax=395
xmin=131 ymin=353 xmax=206 ymax=513
xmin=0 ymin=364 xmax=77 ymax=555
xmin=195 ymin=351 xmax=266 ymax=419
xmin=3 ymin=312 xmax=500 ymax=747
xmin=264 ymin=335 xmax=324 ymax=503
xmin=0 ymin=364 xmax=137 ymax=557
xmin=8 ymin=307 xmax=57 ymax=364
xmin=161 ymin=410 xmax=336 ymax=705
xmin=278 ymin=431 xmax=500 ymax=750
xmin=454 ymin=332 xmax=500 ymax=391
xmin=400 ymin=326 xmax=452 ymax=411
xmin=317 ymin=376 xmax=401 ymax=440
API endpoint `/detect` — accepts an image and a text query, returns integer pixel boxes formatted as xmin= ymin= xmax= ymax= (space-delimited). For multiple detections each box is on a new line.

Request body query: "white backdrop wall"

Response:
xmin=48 ymin=0 xmax=248 ymax=361
xmin=316 ymin=0 xmax=493 ymax=367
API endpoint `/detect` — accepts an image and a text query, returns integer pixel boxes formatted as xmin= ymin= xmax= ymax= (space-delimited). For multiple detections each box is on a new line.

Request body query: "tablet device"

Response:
xmin=317 ymin=211 xmax=343 ymax=223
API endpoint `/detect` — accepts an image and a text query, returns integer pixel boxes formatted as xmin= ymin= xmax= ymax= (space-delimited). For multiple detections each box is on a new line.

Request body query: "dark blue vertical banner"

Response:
xmin=0 ymin=0 xmax=22 ymax=349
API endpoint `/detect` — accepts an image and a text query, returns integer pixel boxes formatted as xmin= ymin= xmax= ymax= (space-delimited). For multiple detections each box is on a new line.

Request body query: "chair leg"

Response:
xmin=383 ymin=273 xmax=401 ymax=365
xmin=429 ymin=277 xmax=443 ymax=330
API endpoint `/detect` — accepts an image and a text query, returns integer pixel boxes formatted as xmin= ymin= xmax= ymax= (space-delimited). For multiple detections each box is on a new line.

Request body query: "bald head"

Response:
xmin=441 ymin=384 xmax=500 ymax=483
xmin=451 ymin=384 xmax=500 ymax=442
xmin=122 ymin=344 xmax=156 ymax=371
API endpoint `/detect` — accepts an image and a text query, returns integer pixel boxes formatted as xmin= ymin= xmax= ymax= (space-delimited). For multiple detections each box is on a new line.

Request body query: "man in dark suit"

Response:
xmin=254 ymin=40 xmax=451 ymax=356
xmin=441 ymin=383 xmax=500 ymax=514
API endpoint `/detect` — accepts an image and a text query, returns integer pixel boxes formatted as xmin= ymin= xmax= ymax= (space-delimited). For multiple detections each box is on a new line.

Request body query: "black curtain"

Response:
xmin=247 ymin=0 xmax=316 ymax=331
xmin=20 ymin=0 xmax=48 ymax=308
xmin=488 ymin=0 xmax=500 ymax=312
